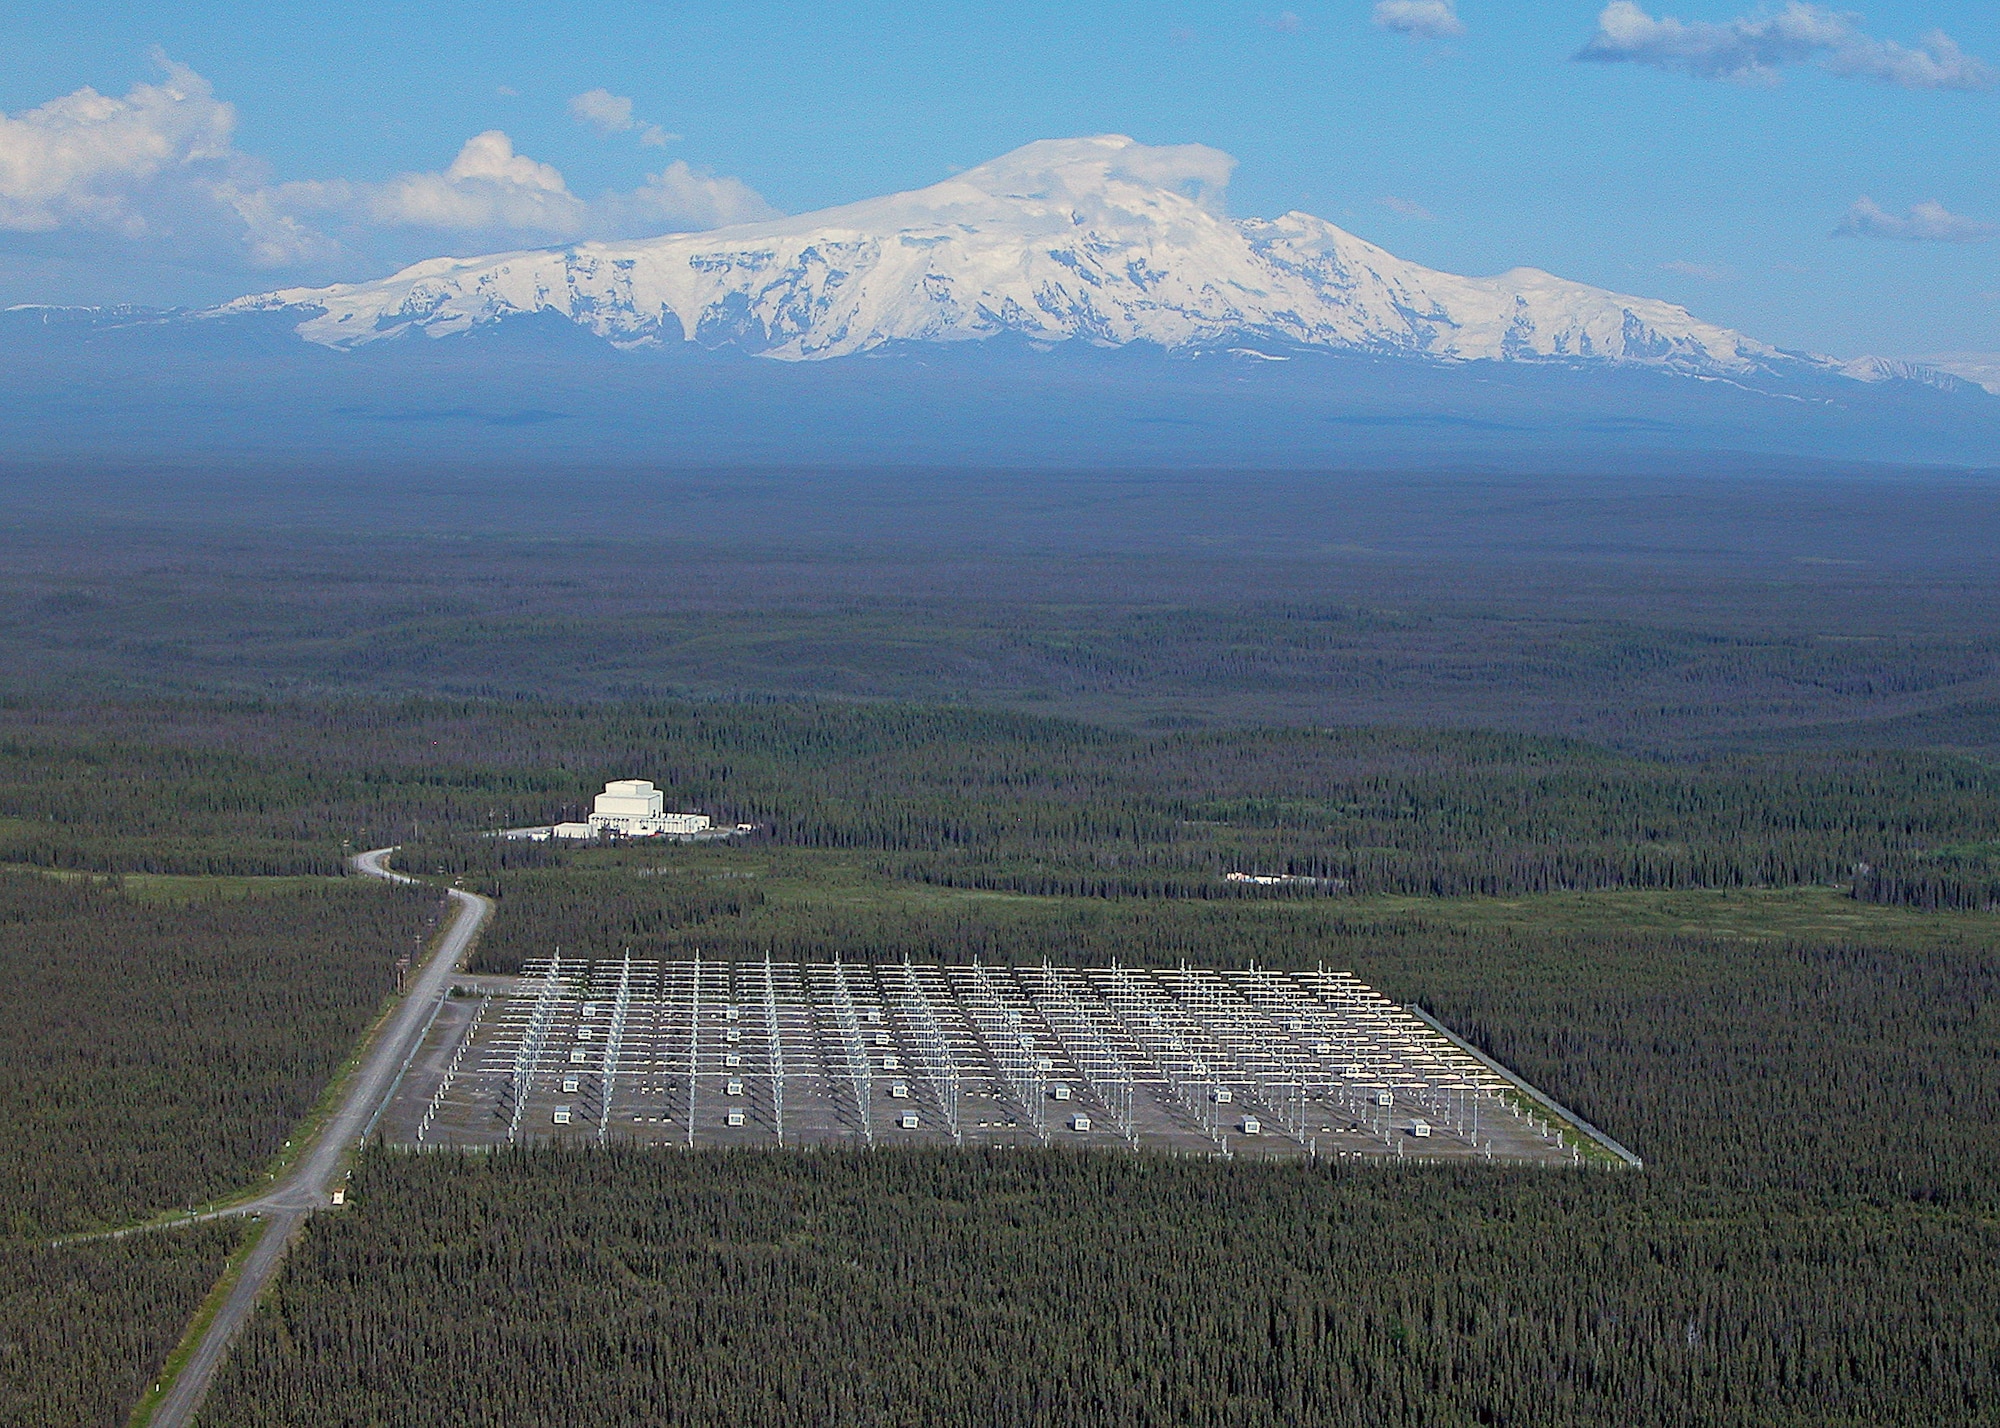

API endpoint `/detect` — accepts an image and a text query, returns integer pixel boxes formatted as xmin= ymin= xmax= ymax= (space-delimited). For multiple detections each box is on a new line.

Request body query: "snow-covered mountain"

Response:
xmin=219 ymin=135 xmax=1821 ymax=376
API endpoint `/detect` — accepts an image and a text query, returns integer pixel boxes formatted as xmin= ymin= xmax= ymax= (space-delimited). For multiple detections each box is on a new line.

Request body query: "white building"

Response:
xmin=550 ymin=779 xmax=712 ymax=840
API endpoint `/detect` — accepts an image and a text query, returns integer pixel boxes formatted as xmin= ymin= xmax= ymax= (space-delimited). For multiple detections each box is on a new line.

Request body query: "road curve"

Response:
xmin=146 ymin=850 xmax=490 ymax=1428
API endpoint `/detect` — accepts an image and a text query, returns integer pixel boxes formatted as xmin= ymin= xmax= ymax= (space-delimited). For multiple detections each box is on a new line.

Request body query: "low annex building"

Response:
xmin=551 ymin=780 xmax=712 ymax=840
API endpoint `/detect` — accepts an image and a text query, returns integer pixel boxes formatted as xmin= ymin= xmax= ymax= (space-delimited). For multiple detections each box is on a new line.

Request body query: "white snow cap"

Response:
xmin=221 ymin=134 xmax=1808 ymax=377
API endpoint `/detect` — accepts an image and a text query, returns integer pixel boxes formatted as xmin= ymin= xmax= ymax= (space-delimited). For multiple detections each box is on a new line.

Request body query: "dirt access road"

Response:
xmin=144 ymin=849 xmax=490 ymax=1428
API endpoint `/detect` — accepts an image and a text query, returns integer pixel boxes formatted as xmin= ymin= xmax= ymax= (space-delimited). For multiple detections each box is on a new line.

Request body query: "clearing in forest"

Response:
xmin=384 ymin=957 xmax=1627 ymax=1166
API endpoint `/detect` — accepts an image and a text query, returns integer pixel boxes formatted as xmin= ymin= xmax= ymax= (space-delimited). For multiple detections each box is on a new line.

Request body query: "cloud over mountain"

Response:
xmin=1576 ymin=2 xmax=1993 ymax=89
xmin=0 ymin=57 xmax=770 ymax=270
xmin=0 ymin=53 xmax=262 ymax=240
xmin=272 ymin=133 xmax=774 ymax=246
xmin=568 ymin=89 xmax=675 ymax=147
xmin=1835 ymin=198 xmax=1996 ymax=243
xmin=370 ymin=132 xmax=575 ymax=230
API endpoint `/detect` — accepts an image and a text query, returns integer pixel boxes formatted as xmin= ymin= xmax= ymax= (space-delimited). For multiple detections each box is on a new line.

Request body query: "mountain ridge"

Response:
xmin=210 ymin=135 xmax=1854 ymax=381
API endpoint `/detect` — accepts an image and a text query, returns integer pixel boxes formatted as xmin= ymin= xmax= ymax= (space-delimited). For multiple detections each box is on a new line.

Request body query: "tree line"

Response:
xmin=4 ymin=702 xmax=1996 ymax=904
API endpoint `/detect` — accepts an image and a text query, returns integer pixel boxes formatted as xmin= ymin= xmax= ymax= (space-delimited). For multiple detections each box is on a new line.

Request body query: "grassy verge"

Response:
xmin=35 ymin=848 xmax=1984 ymax=959
xmin=571 ymin=843 xmax=1997 ymax=952
xmin=248 ymin=878 xmax=470 ymax=1189
xmin=1330 ymin=883 xmax=1996 ymax=947
xmin=124 ymin=1218 xmax=263 ymax=1428
xmin=0 ymin=864 xmax=331 ymax=902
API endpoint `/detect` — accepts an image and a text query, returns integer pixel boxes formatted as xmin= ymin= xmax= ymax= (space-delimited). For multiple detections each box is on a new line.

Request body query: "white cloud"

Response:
xmin=1576 ymin=2 xmax=1993 ymax=89
xmin=1104 ymin=141 xmax=1237 ymax=214
xmin=569 ymin=88 xmax=634 ymax=133
xmin=0 ymin=52 xmax=244 ymax=237
xmin=223 ymin=184 xmax=344 ymax=266
xmin=0 ymin=59 xmax=773 ymax=272
xmin=1260 ymin=12 xmax=1303 ymax=34
xmin=1373 ymin=1 xmax=1465 ymax=40
xmin=569 ymin=88 xmax=677 ymax=147
xmin=276 ymin=131 xmax=776 ymax=242
xmin=367 ymin=131 xmax=577 ymax=231
xmin=604 ymin=159 xmax=775 ymax=231
xmin=1834 ymin=197 xmax=1995 ymax=242
xmin=1376 ymin=195 xmax=1435 ymax=220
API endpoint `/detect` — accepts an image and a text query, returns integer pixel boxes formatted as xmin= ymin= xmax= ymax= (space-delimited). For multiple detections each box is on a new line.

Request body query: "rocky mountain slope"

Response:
xmin=218 ymin=135 xmax=1822 ymax=378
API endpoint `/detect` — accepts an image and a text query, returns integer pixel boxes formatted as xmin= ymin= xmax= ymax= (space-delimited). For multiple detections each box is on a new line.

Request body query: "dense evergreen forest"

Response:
xmin=4 ymin=697 xmax=1998 ymax=912
xmin=203 ymin=912 xmax=2000 ymax=1426
xmin=1 ymin=691 xmax=1993 ymax=1425
xmin=0 ymin=872 xmax=442 ymax=1237
xmin=6 ymin=466 xmax=2000 ymax=750
xmin=0 ymin=1226 xmax=237 ymax=1428
xmin=0 ymin=870 xmax=442 ymax=1428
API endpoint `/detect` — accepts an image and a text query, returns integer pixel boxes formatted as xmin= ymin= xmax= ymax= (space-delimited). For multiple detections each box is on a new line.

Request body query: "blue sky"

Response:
xmin=3 ymin=1 xmax=1995 ymax=360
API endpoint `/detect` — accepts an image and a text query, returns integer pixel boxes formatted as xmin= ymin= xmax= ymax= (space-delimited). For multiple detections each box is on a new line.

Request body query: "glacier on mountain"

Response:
xmin=220 ymin=135 xmax=1812 ymax=376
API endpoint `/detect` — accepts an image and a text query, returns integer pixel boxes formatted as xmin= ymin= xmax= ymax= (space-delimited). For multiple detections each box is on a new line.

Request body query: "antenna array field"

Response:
xmin=386 ymin=958 xmax=1593 ymax=1165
